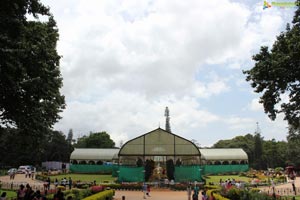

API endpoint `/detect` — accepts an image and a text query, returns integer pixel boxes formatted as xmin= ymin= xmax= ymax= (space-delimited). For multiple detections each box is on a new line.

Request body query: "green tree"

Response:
xmin=213 ymin=134 xmax=255 ymax=166
xmin=43 ymin=130 xmax=72 ymax=162
xmin=263 ymin=139 xmax=287 ymax=168
xmin=286 ymin=126 xmax=300 ymax=166
xmin=0 ymin=0 xmax=65 ymax=132
xmin=74 ymin=131 xmax=115 ymax=148
xmin=253 ymin=133 xmax=263 ymax=169
xmin=243 ymin=1 xmax=300 ymax=129
xmin=212 ymin=133 xmax=291 ymax=169
xmin=0 ymin=128 xmax=72 ymax=166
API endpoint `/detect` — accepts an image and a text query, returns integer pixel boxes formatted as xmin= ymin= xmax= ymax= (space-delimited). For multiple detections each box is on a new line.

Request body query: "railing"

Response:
xmin=0 ymin=181 xmax=46 ymax=191
xmin=260 ymin=186 xmax=300 ymax=196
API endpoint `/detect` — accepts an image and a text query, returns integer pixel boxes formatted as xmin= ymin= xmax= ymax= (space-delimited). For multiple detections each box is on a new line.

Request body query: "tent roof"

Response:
xmin=119 ymin=128 xmax=200 ymax=156
xmin=70 ymin=148 xmax=119 ymax=161
xmin=199 ymin=148 xmax=248 ymax=161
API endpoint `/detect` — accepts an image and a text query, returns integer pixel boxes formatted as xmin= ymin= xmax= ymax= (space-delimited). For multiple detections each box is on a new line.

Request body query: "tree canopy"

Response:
xmin=74 ymin=131 xmax=116 ymax=148
xmin=213 ymin=134 xmax=287 ymax=169
xmin=244 ymin=1 xmax=300 ymax=129
xmin=0 ymin=0 xmax=65 ymax=132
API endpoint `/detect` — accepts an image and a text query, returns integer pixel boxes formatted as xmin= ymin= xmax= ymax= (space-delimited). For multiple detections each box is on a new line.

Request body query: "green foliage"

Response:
xmin=286 ymin=126 xmax=300 ymax=166
xmin=206 ymin=175 xmax=251 ymax=185
xmin=213 ymin=134 xmax=255 ymax=165
xmin=213 ymin=134 xmax=288 ymax=169
xmin=253 ymin=133 xmax=263 ymax=169
xmin=82 ymin=189 xmax=115 ymax=200
xmin=0 ymin=0 xmax=65 ymax=131
xmin=74 ymin=132 xmax=115 ymax=148
xmin=0 ymin=128 xmax=71 ymax=165
xmin=244 ymin=2 xmax=300 ymax=129
xmin=48 ymin=188 xmax=92 ymax=200
xmin=0 ymin=0 xmax=65 ymax=166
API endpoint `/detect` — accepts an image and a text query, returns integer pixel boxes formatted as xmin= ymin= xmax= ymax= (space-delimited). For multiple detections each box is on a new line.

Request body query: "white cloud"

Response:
xmin=39 ymin=0 xmax=294 ymax=146
xmin=249 ymin=98 xmax=264 ymax=112
xmin=224 ymin=116 xmax=255 ymax=130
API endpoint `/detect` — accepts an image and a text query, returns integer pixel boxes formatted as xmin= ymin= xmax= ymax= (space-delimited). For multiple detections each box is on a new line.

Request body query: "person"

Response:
xmin=187 ymin=184 xmax=192 ymax=200
xmin=56 ymin=188 xmax=64 ymax=200
xmin=0 ymin=192 xmax=7 ymax=200
xmin=201 ymin=191 xmax=208 ymax=200
xmin=210 ymin=192 xmax=216 ymax=200
xmin=142 ymin=183 xmax=147 ymax=199
xmin=68 ymin=177 xmax=72 ymax=190
xmin=47 ymin=177 xmax=51 ymax=190
xmin=147 ymin=184 xmax=151 ymax=197
xmin=192 ymin=193 xmax=197 ymax=200
xmin=17 ymin=184 xmax=26 ymax=200
xmin=54 ymin=178 xmax=59 ymax=188
xmin=292 ymin=179 xmax=296 ymax=195
xmin=33 ymin=190 xmax=43 ymax=200
xmin=193 ymin=184 xmax=199 ymax=200
xmin=24 ymin=184 xmax=34 ymax=200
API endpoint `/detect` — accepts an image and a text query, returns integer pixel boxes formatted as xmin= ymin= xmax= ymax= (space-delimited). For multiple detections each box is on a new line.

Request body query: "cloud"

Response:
xmin=55 ymin=91 xmax=219 ymax=146
xmin=39 ymin=0 xmax=294 ymax=146
xmin=42 ymin=0 xmax=253 ymax=100
xmin=224 ymin=116 xmax=255 ymax=130
xmin=249 ymin=98 xmax=264 ymax=112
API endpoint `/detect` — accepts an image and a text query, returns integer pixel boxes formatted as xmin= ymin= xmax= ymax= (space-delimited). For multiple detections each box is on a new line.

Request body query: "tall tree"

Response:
xmin=286 ymin=125 xmax=300 ymax=166
xmin=244 ymin=1 xmax=300 ymax=129
xmin=253 ymin=133 xmax=263 ymax=169
xmin=43 ymin=130 xmax=72 ymax=162
xmin=74 ymin=131 xmax=115 ymax=148
xmin=0 ymin=0 xmax=65 ymax=132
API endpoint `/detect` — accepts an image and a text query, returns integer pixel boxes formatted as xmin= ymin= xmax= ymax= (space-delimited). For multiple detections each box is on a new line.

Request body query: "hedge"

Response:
xmin=82 ymin=189 xmax=115 ymax=200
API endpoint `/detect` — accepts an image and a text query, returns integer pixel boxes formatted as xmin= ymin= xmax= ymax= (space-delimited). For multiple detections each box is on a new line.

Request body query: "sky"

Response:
xmin=39 ymin=0 xmax=297 ymax=147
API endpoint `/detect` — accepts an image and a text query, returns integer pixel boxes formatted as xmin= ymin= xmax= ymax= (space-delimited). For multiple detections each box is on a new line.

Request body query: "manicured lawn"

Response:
xmin=0 ymin=189 xmax=17 ymax=198
xmin=205 ymin=175 xmax=252 ymax=184
xmin=49 ymin=174 xmax=116 ymax=183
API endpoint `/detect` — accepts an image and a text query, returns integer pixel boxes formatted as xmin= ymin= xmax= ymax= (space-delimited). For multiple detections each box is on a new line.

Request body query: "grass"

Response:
xmin=0 ymin=189 xmax=17 ymax=198
xmin=205 ymin=175 xmax=252 ymax=184
xmin=49 ymin=174 xmax=116 ymax=183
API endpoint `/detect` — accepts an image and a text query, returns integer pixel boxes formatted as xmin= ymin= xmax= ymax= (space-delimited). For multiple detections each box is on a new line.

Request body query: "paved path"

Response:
xmin=113 ymin=190 xmax=189 ymax=200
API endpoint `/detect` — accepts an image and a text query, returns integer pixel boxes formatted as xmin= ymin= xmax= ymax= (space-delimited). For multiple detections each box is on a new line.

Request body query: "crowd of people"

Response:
xmin=15 ymin=183 xmax=73 ymax=200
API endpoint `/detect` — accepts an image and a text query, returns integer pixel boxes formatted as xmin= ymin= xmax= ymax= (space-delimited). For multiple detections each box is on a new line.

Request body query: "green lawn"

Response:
xmin=49 ymin=174 xmax=116 ymax=183
xmin=205 ymin=175 xmax=252 ymax=184
xmin=0 ymin=189 xmax=17 ymax=198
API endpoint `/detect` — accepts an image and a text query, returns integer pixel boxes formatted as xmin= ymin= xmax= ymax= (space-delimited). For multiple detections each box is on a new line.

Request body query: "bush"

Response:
xmin=82 ymin=189 xmax=115 ymax=200
xmin=57 ymin=185 xmax=66 ymax=190
xmin=35 ymin=174 xmax=49 ymax=182
xmin=91 ymin=185 xmax=105 ymax=193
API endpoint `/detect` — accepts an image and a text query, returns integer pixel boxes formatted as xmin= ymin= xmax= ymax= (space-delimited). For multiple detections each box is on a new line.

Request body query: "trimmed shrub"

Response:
xmin=82 ymin=189 xmax=115 ymax=200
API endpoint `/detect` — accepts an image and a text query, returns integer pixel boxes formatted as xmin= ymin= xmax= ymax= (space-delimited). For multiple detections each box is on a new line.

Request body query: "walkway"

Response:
xmin=113 ymin=190 xmax=190 ymax=200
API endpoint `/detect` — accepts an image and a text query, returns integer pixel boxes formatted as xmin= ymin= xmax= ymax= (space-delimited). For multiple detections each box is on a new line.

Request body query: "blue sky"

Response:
xmin=40 ymin=0 xmax=297 ymax=146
